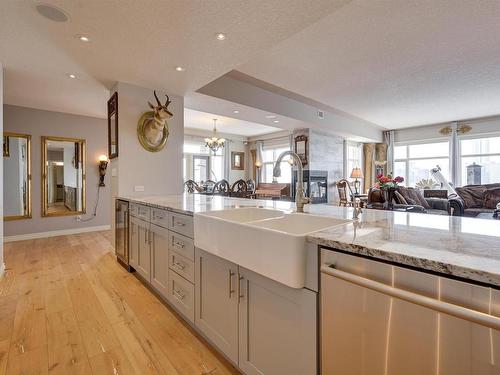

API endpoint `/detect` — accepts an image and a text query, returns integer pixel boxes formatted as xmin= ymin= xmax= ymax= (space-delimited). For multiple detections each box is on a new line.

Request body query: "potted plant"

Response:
xmin=374 ymin=174 xmax=405 ymax=210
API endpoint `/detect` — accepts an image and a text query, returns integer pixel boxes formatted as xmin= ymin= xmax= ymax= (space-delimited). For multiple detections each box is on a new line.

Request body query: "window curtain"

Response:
xmin=223 ymin=141 xmax=231 ymax=181
xmin=363 ymin=143 xmax=375 ymax=192
xmin=384 ymin=130 xmax=395 ymax=175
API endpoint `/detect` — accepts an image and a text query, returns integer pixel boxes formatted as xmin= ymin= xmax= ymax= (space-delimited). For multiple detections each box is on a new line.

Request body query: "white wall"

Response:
xmin=112 ymin=82 xmax=184 ymax=196
xmin=3 ymin=105 xmax=110 ymax=237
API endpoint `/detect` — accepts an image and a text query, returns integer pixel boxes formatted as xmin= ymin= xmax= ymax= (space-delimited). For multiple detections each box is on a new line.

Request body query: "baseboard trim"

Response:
xmin=4 ymin=225 xmax=111 ymax=242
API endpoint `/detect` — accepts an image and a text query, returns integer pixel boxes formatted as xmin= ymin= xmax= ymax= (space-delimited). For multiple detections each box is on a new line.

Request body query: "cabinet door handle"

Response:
xmin=144 ymin=229 xmax=148 ymax=244
xmin=174 ymin=241 xmax=185 ymax=249
xmin=228 ymin=270 xmax=235 ymax=298
xmin=173 ymin=261 xmax=186 ymax=270
xmin=149 ymin=229 xmax=152 ymax=244
xmin=238 ymin=275 xmax=244 ymax=301
xmin=173 ymin=289 xmax=186 ymax=300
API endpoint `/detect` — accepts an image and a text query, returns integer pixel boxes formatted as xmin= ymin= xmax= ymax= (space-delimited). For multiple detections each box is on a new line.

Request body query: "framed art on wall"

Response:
xmin=231 ymin=151 xmax=245 ymax=170
xmin=108 ymin=92 xmax=118 ymax=159
xmin=294 ymin=135 xmax=308 ymax=166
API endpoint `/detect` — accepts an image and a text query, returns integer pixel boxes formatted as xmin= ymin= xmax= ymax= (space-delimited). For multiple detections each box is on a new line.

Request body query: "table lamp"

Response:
xmin=350 ymin=167 xmax=363 ymax=195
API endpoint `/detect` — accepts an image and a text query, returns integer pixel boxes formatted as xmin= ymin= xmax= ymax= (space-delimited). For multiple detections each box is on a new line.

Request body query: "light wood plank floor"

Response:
xmin=0 ymin=231 xmax=240 ymax=375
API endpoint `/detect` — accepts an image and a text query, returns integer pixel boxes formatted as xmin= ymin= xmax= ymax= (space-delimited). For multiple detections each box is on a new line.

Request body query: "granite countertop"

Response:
xmin=118 ymin=194 xmax=500 ymax=287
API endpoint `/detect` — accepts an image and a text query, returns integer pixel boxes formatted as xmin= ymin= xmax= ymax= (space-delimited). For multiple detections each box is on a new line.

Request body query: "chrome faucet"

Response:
xmin=273 ymin=151 xmax=310 ymax=213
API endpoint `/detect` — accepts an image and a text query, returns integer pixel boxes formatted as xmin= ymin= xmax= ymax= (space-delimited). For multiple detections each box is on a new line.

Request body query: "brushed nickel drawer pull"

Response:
xmin=174 ymin=241 xmax=185 ymax=249
xmin=173 ymin=289 xmax=186 ymax=300
xmin=173 ymin=261 xmax=186 ymax=270
xmin=176 ymin=221 xmax=186 ymax=227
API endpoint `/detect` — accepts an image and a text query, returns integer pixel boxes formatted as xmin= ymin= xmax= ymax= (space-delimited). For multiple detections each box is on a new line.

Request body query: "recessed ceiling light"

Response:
xmin=68 ymin=74 xmax=76 ymax=79
xmin=265 ymin=115 xmax=277 ymax=119
xmin=175 ymin=66 xmax=185 ymax=72
xmin=76 ymin=35 xmax=90 ymax=42
xmin=273 ymin=120 xmax=280 ymax=123
xmin=36 ymin=3 xmax=69 ymax=22
xmin=216 ymin=33 xmax=226 ymax=41
xmin=233 ymin=110 xmax=239 ymax=114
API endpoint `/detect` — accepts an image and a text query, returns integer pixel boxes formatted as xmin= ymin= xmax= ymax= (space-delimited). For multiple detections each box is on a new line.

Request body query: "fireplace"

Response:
xmin=292 ymin=170 xmax=328 ymax=204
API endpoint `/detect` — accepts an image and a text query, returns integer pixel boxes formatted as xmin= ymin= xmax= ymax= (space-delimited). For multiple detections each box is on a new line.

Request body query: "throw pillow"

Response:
xmin=484 ymin=188 xmax=500 ymax=209
xmin=394 ymin=190 xmax=408 ymax=205
xmin=408 ymin=188 xmax=431 ymax=209
xmin=397 ymin=187 xmax=417 ymax=205
xmin=456 ymin=186 xmax=487 ymax=208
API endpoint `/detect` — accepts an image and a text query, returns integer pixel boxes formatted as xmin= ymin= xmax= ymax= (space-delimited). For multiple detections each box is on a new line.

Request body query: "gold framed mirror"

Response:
xmin=42 ymin=136 xmax=86 ymax=217
xmin=3 ymin=132 xmax=32 ymax=220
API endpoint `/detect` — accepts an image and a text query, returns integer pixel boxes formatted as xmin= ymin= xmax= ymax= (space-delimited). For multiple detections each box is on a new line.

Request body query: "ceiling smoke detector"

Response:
xmin=36 ymin=3 xmax=70 ymax=22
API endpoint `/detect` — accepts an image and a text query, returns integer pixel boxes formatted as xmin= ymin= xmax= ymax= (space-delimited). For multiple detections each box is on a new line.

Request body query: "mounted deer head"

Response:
xmin=148 ymin=90 xmax=173 ymax=120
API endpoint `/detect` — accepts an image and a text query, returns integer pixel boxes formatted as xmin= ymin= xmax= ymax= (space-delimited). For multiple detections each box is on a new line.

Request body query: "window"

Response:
xmin=183 ymin=141 xmax=224 ymax=183
xmin=460 ymin=136 xmax=500 ymax=185
xmin=346 ymin=142 xmax=362 ymax=178
xmin=261 ymin=146 xmax=291 ymax=183
xmin=394 ymin=141 xmax=449 ymax=187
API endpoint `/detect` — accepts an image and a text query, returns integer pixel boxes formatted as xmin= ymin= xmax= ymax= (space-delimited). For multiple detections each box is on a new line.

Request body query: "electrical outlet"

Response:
xmin=134 ymin=185 xmax=145 ymax=192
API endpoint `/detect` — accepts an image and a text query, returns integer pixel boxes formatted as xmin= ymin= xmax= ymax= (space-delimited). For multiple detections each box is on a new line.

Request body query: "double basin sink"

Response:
xmin=194 ymin=207 xmax=350 ymax=288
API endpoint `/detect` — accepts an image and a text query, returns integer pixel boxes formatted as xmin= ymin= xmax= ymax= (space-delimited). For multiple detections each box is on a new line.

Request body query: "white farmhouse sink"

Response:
xmin=194 ymin=208 xmax=350 ymax=288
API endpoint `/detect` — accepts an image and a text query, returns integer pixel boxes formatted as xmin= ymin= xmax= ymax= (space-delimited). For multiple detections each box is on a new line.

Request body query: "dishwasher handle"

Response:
xmin=321 ymin=265 xmax=500 ymax=331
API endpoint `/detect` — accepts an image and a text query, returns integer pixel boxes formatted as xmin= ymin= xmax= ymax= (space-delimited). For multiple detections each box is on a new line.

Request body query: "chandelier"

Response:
xmin=205 ymin=118 xmax=225 ymax=154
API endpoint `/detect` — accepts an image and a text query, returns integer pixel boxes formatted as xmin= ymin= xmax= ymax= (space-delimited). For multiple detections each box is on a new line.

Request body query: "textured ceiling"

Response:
xmin=239 ymin=0 xmax=500 ymax=128
xmin=0 ymin=0 xmax=348 ymax=119
xmin=185 ymin=108 xmax=281 ymax=137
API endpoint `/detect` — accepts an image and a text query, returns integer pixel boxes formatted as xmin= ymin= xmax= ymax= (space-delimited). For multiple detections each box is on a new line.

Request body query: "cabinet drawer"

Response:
xmin=169 ymin=212 xmax=194 ymax=238
xmin=129 ymin=203 xmax=138 ymax=217
xmin=168 ymin=232 xmax=194 ymax=261
xmin=169 ymin=251 xmax=194 ymax=283
xmin=168 ymin=271 xmax=194 ymax=323
xmin=151 ymin=208 xmax=169 ymax=228
xmin=137 ymin=204 xmax=151 ymax=221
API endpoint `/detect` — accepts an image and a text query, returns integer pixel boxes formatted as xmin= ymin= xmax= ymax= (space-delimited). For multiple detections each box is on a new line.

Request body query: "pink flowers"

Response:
xmin=374 ymin=174 xmax=404 ymax=189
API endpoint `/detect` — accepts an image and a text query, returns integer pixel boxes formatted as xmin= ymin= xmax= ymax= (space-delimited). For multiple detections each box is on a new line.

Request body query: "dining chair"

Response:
xmin=336 ymin=179 xmax=354 ymax=207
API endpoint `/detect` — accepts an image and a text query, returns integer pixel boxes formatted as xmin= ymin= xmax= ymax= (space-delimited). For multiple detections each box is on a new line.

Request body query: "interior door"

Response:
xmin=195 ymin=248 xmax=239 ymax=364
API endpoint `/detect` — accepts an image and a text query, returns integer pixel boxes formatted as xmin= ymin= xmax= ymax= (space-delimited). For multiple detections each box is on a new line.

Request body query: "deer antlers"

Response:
xmin=152 ymin=90 xmax=171 ymax=108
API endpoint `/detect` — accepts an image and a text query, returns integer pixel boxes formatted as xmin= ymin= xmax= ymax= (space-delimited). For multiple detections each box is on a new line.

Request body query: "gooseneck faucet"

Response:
xmin=273 ymin=151 xmax=310 ymax=213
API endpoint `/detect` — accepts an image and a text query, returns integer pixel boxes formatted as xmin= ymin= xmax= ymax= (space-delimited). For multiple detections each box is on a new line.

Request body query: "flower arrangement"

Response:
xmin=374 ymin=174 xmax=404 ymax=190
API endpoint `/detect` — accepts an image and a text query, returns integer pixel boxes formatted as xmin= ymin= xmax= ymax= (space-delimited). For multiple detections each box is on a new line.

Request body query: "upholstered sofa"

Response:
xmin=367 ymin=187 xmax=450 ymax=215
xmin=452 ymin=183 xmax=500 ymax=217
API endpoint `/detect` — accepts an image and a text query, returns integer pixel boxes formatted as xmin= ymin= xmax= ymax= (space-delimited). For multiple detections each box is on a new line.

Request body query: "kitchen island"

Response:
xmin=117 ymin=194 xmax=500 ymax=374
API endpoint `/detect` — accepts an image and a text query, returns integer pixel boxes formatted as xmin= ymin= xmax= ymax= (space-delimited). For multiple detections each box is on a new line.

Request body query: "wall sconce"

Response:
xmin=98 ymin=155 xmax=108 ymax=187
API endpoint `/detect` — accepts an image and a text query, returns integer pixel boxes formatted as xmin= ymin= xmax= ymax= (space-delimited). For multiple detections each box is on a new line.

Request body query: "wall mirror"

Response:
xmin=42 ymin=136 xmax=86 ymax=217
xmin=3 ymin=133 xmax=32 ymax=220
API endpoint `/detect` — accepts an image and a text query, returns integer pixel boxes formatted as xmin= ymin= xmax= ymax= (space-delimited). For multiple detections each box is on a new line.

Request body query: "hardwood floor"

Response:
xmin=0 ymin=231 xmax=240 ymax=375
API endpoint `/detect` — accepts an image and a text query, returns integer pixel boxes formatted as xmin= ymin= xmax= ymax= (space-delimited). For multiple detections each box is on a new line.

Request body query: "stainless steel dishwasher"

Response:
xmin=320 ymin=248 xmax=500 ymax=375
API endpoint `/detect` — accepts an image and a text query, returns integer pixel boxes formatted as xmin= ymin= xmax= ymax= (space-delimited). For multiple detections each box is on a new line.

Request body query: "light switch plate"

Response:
xmin=111 ymin=168 xmax=117 ymax=177
xmin=134 ymin=185 xmax=145 ymax=192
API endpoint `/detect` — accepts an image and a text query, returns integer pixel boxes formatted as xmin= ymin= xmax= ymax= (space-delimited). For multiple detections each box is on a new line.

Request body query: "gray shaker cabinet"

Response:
xmin=129 ymin=215 xmax=140 ymax=270
xmin=195 ymin=248 xmax=239 ymax=364
xmin=150 ymin=223 xmax=170 ymax=298
xmin=238 ymin=267 xmax=317 ymax=375
xmin=136 ymin=219 xmax=151 ymax=282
